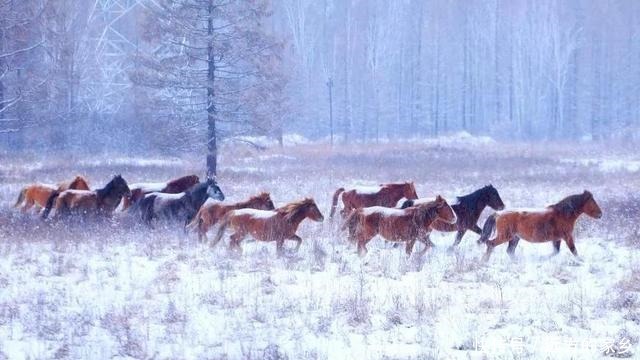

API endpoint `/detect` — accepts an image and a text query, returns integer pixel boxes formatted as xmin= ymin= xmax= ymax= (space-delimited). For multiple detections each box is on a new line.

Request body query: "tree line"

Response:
xmin=1 ymin=0 xmax=639 ymax=174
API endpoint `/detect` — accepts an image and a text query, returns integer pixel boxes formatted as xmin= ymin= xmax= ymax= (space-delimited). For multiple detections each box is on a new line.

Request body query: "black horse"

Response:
xmin=138 ymin=178 xmax=224 ymax=226
xmin=400 ymin=185 xmax=505 ymax=248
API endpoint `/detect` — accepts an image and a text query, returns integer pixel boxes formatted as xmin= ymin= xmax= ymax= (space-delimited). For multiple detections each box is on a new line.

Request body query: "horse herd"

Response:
xmin=13 ymin=174 xmax=603 ymax=261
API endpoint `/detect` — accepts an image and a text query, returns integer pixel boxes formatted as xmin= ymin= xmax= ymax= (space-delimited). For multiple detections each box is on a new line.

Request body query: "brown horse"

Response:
xmin=400 ymin=185 xmax=505 ymax=248
xmin=478 ymin=191 xmax=602 ymax=261
xmin=14 ymin=176 xmax=90 ymax=213
xmin=42 ymin=175 xmax=131 ymax=220
xmin=344 ymin=195 xmax=457 ymax=257
xmin=187 ymin=192 xmax=276 ymax=243
xmin=330 ymin=182 xmax=418 ymax=219
xmin=211 ymin=198 xmax=324 ymax=256
xmin=120 ymin=174 xmax=200 ymax=210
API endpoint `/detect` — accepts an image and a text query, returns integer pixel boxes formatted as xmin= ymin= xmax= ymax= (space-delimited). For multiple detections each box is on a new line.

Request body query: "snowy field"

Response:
xmin=0 ymin=138 xmax=639 ymax=359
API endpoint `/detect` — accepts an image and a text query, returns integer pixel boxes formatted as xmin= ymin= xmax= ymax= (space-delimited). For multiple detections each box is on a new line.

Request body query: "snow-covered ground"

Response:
xmin=0 ymin=140 xmax=638 ymax=359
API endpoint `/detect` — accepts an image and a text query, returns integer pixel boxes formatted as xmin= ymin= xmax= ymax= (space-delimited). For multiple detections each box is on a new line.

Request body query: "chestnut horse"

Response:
xmin=14 ymin=176 xmax=90 ymax=213
xmin=345 ymin=195 xmax=457 ymax=256
xmin=211 ymin=198 xmax=324 ymax=255
xmin=330 ymin=182 xmax=418 ymax=219
xmin=400 ymin=185 xmax=505 ymax=248
xmin=42 ymin=175 xmax=131 ymax=220
xmin=120 ymin=174 xmax=200 ymax=210
xmin=478 ymin=191 xmax=602 ymax=261
xmin=187 ymin=192 xmax=275 ymax=242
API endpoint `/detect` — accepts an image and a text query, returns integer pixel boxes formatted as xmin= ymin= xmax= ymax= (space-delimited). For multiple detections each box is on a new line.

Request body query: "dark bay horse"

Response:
xmin=187 ymin=192 xmax=275 ymax=243
xmin=478 ymin=191 xmax=602 ymax=261
xmin=42 ymin=175 xmax=130 ymax=219
xmin=330 ymin=182 xmax=418 ymax=219
xmin=400 ymin=185 xmax=505 ymax=248
xmin=211 ymin=198 xmax=324 ymax=256
xmin=121 ymin=174 xmax=200 ymax=210
xmin=15 ymin=176 xmax=90 ymax=213
xmin=137 ymin=178 xmax=224 ymax=225
xmin=345 ymin=195 xmax=456 ymax=257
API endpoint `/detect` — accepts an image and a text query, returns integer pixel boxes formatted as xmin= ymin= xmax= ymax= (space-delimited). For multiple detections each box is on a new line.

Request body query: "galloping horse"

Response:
xmin=211 ymin=198 xmax=324 ymax=256
xmin=14 ymin=176 xmax=90 ymax=213
xmin=42 ymin=175 xmax=130 ymax=219
xmin=478 ymin=191 xmax=602 ymax=261
xmin=330 ymin=182 xmax=418 ymax=219
xmin=400 ymin=185 xmax=505 ymax=248
xmin=137 ymin=178 xmax=224 ymax=225
xmin=187 ymin=192 xmax=275 ymax=242
xmin=345 ymin=195 xmax=456 ymax=256
xmin=120 ymin=174 xmax=200 ymax=210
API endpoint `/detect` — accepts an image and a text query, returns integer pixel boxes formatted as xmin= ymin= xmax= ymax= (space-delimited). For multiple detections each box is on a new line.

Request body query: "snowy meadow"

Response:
xmin=0 ymin=137 xmax=639 ymax=359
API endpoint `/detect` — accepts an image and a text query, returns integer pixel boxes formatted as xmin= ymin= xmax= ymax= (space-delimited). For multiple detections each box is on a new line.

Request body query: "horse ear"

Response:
xmin=436 ymin=195 xmax=443 ymax=201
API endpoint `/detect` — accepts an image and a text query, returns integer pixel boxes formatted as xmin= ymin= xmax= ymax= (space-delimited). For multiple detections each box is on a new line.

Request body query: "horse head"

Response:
xmin=485 ymin=184 xmax=505 ymax=210
xmin=582 ymin=190 xmax=602 ymax=219
xmin=205 ymin=177 xmax=224 ymax=201
xmin=404 ymin=182 xmax=418 ymax=200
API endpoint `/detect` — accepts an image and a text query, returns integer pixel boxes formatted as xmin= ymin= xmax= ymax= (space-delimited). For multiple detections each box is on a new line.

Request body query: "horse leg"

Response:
xmin=482 ymin=232 xmax=511 ymax=262
xmin=564 ymin=235 xmax=578 ymax=257
xmin=289 ymin=234 xmax=303 ymax=252
xmin=357 ymin=236 xmax=372 ymax=257
xmin=229 ymin=232 xmax=244 ymax=255
xmin=450 ymin=230 xmax=466 ymax=249
xmin=470 ymin=224 xmax=482 ymax=235
xmin=417 ymin=236 xmax=433 ymax=256
xmin=23 ymin=198 xmax=35 ymax=213
xmin=506 ymin=236 xmax=520 ymax=260
xmin=405 ymin=239 xmax=417 ymax=257
xmin=276 ymin=239 xmax=285 ymax=257
xmin=551 ymin=240 xmax=561 ymax=255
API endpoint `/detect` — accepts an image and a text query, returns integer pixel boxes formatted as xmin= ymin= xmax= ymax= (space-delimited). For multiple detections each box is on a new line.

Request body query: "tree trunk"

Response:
xmin=206 ymin=0 xmax=217 ymax=177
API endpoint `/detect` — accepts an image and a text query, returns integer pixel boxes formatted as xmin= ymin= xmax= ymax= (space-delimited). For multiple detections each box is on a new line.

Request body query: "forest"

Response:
xmin=2 ymin=0 xmax=639 ymax=173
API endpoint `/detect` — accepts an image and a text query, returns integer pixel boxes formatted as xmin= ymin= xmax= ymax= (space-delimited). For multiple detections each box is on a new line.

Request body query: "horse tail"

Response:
xmin=329 ymin=187 xmax=345 ymax=219
xmin=211 ymin=213 xmax=231 ymax=248
xmin=478 ymin=213 xmax=498 ymax=244
xmin=341 ymin=209 xmax=361 ymax=243
xmin=186 ymin=209 xmax=202 ymax=232
xmin=139 ymin=195 xmax=156 ymax=224
xmin=41 ymin=190 xmax=60 ymax=219
xmin=14 ymin=188 xmax=26 ymax=207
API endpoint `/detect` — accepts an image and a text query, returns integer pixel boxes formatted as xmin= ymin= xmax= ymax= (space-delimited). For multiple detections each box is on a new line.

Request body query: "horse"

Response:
xmin=14 ymin=176 xmax=90 ymax=213
xmin=400 ymin=184 xmax=505 ymax=248
xmin=344 ymin=195 xmax=456 ymax=257
xmin=187 ymin=192 xmax=275 ymax=243
xmin=330 ymin=182 xmax=418 ymax=219
xmin=137 ymin=178 xmax=224 ymax=226
xmin=478 ymin=191 xmax=602 ymax=261
xmin=211 ymin=198 xmax=324 ymax=256
xmin=120 ymin=174 xmax=200 ymax=210
xmin=41 ymin=175 xmax=130 ymax=220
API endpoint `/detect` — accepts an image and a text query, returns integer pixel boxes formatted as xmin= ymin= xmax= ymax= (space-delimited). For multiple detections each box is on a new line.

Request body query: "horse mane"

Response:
xmin=411 ymin=200 xmax=440 ymax=224
xmin=96 ymin=176 xmax=118 ymax=198
xmin=549 ymin=192 xmax=590 ymax=217
xmin=278 ymin=198 xmax=313 ymax=223
xmin=457 ymin=186 xmax=489 ymax=204
xmin=70 ymin=175 xmax=88 ymax=188
xmin=167 ymin=174 xmax=199 ymax=188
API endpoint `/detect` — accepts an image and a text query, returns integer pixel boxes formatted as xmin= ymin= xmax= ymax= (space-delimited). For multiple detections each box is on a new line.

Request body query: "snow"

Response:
xmin=130 ymin=182 xmax=165 ymax=193
xmin=148 ymin=192 xmax=183 ymax=200
xmin=352 ymin=185 xmax=382 ymax=195
xmin=362 ymin=206 xmax=405 ymax=216
xmin=0 ymin=142 xmax=638 ymax=359
xmin=232 ymin=208 xmax=277 ymax=219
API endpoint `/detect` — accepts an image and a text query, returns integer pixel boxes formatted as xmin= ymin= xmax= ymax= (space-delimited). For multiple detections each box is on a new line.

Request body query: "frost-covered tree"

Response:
xmin=132 ymin=0 xmax=286 ymax=176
